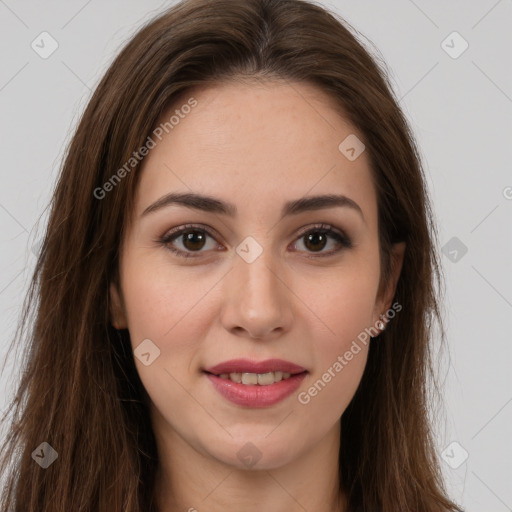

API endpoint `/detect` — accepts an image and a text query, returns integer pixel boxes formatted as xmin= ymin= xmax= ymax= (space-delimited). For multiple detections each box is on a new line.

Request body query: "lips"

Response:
xmin=203 ymin=358 xmax=308 ymax=407
xmin=204 ymin=358 xmax=307 ymax=376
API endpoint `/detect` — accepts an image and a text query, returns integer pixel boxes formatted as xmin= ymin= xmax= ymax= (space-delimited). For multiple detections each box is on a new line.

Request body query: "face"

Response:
xmin=110 ymin=80 xmax=404 ymax=470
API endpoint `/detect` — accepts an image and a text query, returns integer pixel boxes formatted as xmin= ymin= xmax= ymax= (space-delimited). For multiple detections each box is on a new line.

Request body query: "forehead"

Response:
xmin=134 ymin=80 xmax=377 ymax=226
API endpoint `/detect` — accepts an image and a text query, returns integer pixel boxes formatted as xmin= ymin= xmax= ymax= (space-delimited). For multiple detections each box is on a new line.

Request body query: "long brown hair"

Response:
xmin=0 ymin=0 xmax=464 ymax=510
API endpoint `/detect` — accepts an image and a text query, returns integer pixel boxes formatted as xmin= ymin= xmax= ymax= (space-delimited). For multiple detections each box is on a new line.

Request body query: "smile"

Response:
xmin=203 ymin=358 xmax=308 ymax=407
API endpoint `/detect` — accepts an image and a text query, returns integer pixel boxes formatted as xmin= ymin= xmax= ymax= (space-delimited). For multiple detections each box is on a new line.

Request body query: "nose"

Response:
xmin=219 ymin=246 xmax=293 ymax=340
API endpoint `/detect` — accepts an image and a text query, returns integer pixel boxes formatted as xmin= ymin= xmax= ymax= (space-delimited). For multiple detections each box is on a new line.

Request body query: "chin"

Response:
xmin=202 ymin=433 xmax=301 ymax=471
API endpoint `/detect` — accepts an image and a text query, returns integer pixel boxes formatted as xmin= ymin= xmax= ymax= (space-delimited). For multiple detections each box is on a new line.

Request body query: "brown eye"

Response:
xmin=160 ymin=225 xmax=219 ymax=259
xmin=180 ymin=230 xmax=208 ymax=251
xmin=303 ymin=231 xmax=329 ymax=252
xmin=292 ymin=224 xmax=352 ymax=257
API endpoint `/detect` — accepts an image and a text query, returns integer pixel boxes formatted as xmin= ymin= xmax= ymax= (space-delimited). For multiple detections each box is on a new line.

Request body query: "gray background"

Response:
xmin=0 ymin=0 xmax=511 ymax=509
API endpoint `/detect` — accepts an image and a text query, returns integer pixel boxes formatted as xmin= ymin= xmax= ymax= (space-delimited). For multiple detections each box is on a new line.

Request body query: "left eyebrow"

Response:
xmin=141 ymin=192 xmax=365 ymax=223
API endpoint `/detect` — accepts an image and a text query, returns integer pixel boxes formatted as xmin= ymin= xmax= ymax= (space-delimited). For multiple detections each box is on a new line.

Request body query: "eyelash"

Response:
xmin=158 ymin=223 xmax=353 ymax=260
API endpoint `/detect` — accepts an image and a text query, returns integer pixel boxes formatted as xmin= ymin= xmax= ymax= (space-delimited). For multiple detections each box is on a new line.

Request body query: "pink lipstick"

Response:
xmin=203 ymin=358 xmax=307 ymax=408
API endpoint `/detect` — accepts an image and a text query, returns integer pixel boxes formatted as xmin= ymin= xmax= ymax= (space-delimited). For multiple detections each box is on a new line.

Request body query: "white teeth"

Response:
xmin=218 ymin=371 xmax=296 ymax=385
xmin=257 ymin=372 xmax=275 ymax=385
xmin=241 ymin=373 xmax=258 ymax=385
xmin=229 ymin=372 xmax=242 ymax=383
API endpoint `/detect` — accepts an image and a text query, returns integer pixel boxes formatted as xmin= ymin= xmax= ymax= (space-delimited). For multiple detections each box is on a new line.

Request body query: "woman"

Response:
xmin=0 ymin=0 xmax=464 ymax=510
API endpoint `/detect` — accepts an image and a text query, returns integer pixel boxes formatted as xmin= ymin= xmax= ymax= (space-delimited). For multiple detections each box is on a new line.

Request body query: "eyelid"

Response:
xmin=295 ymin=223 xmax=344 ymax=238
xmin=162 ymin=223 xmax=220 ymax=240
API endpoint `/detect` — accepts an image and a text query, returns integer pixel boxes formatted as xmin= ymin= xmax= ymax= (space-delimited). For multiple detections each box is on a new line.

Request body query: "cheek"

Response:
xmin=119 ymin=254 xmax=217 ymax=372
xmin=121 ymin=242 xmax=198 ymax=324
xmin=297 ymin=260 xmax=378 ymax=412
xmin=119 ymin=261 xmax=217 ymax=429
xmin=308 ymin=261 xmax=379 ymax=354
xmin=298 ymin=287 xmax=371 ymax=424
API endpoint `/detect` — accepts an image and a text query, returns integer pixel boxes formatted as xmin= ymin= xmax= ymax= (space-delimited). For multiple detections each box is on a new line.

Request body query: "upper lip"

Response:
xmin=204 ymin=358 xmax=307 ymax=376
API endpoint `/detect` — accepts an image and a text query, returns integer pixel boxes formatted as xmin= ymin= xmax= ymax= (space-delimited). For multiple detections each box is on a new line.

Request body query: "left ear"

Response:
xmin=373 ymin=241 xmax=406 ymax=327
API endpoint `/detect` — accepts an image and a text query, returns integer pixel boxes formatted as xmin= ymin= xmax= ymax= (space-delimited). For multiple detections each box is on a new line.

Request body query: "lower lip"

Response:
xmin=205 ymin=372 xmax=307 ymax=407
